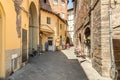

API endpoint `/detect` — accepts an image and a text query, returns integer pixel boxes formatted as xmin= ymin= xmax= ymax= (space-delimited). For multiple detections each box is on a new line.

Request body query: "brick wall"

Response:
xmin=41 ymin=0 xmax=68 ymax=20
xmin=112 ymin=0 xmax=120 ymax=79
xmin=101 ymin=0 xmax=111 ymax=77
xmin=74 ymin=0 xmax=120 ymax=78
xmin=91 ymin=0 xmax=111 ymax=77
xmin=91 ymin=0 xmax=103 ymax=75
xmin=74 ymin=0 xmax=91 ymax=47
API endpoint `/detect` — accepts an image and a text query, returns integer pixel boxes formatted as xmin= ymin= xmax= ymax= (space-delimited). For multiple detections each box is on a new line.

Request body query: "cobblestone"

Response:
xmin=10 ymin=47 xmax=111 ymax=80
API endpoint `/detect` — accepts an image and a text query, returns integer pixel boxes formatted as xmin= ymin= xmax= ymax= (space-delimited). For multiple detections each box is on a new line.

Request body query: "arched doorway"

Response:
xmin=84 ymin=27 xmax=91 ymax=57
xmin=29 ymin=2 xmax=38 ymax=55
xmin=0 ymin=3 xmax=5 ymax=79
xmin=0 ymin=8 xmax=2 ymax=79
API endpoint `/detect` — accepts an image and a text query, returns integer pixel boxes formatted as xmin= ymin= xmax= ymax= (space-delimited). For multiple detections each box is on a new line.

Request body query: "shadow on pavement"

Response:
xmin=11 ymin=50 xmax=89 ymax=80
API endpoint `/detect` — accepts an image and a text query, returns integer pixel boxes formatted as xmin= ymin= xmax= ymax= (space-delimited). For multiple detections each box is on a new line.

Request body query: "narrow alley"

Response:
xmin=1 ymin=0 xmax=120 ymax=80
xmin=9 ymin=47 xmax=111 ymax=80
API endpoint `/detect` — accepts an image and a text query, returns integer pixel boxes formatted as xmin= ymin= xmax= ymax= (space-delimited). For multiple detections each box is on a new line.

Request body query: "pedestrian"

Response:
xmin=39 ymin=44 xmax=43 ymax=54
xmin=62 ymin=41 xmax=65 ymax=49
xmin=66 ymin=43 xmax=70 ymax=49
xmin=45 ymin=41 xmax=48 ymax=51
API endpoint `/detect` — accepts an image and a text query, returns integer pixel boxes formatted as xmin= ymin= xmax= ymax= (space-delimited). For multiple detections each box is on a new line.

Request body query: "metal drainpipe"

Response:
xmin=108 ymin=0 xmax=118 ymax=80
xmin=39 ymin=0 xmax=41 ymax=46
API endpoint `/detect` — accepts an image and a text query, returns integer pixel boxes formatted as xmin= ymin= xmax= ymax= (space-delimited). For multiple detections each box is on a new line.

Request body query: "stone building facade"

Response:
xmin=0 ymin=0 xmax=39 ymax=79
xmin=68 ymin=8 xmax=74 ymax=45
xmin=73 ymin=0 xmax=91 ymax=58
xmin=73 ymin=0 xmax=120 ymax=79
xmin=40 ymin=0 xmax=68 ymax=20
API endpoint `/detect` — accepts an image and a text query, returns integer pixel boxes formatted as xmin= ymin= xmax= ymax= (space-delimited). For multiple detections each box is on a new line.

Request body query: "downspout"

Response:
xmin=39 ymin=0 xmax=41 ymax=46
xmin=108 ymin=0 xmax=118 ymax=80
xmin=58 ymin=17 xmax=59 ymax=46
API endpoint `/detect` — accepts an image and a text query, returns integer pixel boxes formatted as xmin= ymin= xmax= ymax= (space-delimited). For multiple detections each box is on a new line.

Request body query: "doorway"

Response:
xmin=84 ymin=27 xmax=91 ymax=57
xmin=0 ymin=9 xmax=2 ymax=78
xmin=48 ymin=37 xmax=53 ymax=51
xmin=22 ymin=29 xmax=27 ymax=62
xmin=29 ymin=2 xmax=38 ymax=55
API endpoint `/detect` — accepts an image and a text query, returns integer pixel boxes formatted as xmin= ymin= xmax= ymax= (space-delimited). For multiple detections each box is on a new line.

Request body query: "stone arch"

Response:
xmin=84 ymin=27 xmax=90 ymax=39
xmin=0 ymin=2 xmax=5 ymax=79
xmin=29 ymin=2 xmax=39 ymax=54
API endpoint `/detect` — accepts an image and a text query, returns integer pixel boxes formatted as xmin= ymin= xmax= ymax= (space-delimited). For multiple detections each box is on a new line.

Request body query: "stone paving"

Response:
xmin=10 ymin=47 xmax=112 ymax=80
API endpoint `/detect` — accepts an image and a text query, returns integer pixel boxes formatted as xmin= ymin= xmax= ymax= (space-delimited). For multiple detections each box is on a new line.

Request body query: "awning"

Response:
xmin=40 ymin=24 xmax=55 ymax=35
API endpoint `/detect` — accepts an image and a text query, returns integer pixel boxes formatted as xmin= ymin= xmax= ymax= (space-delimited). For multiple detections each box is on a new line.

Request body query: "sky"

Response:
xmin=68 ymin=0 xmax=73 ymax=9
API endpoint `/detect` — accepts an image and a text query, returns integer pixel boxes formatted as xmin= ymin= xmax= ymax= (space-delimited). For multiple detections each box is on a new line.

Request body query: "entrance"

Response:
xmin=22 ymin=29 xmax=27 ymax=62
xmin=29 ymin=2 xmax=38 ymax=55
xmin=84 ymin=27 xmax=91 ymax=57
xmin=48 ymin=37 xmax=53 ymax=51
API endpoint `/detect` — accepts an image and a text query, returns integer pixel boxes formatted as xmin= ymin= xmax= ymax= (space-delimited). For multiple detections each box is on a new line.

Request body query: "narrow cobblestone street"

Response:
xmin=10 ymin=47 xmax=111 ymax=80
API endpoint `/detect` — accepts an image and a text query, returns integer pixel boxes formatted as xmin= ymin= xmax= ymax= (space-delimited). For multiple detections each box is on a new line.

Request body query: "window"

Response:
xmin=61 ymin=0 xmax=65 ymax=6
xmin=44 ymin=0 xmax=47 ymax=3
xmin=79 ymin=34 xmax=81 ymax=42
xmin=53 ymin=0 xmax=58 ymax=5
xmin=60 ymin=24 xmax=62 ymax=30
xmin=48 ymin=40 xmax=53 ymax=46
xmin=61 ymin=13 xmax=65 ymax=19
xmin=47 ymin=17 xmax=51 ymax=24
xmin=48 ymin=37 xmax=53 ymax=46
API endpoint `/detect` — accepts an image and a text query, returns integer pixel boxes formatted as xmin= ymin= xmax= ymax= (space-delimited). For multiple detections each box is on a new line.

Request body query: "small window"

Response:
xmin=79 ymin=34 xmax=81 ymax=42
xmin=47 ymin=17 xmax=51 ymax=24
xmin=48 ymin=40 xmax=53 ymax=46
xmin=60 ymin=24 xmax=62 ymax=30
xmin=53 ymin=0 xmax=58 ymax=5
xmin=61 ymin=0 xmax=65 ymax=6
xmin=61 ymin=13 xmax=65 ymax=19
xmin=44 ymin=0 xmax=47 ymax=3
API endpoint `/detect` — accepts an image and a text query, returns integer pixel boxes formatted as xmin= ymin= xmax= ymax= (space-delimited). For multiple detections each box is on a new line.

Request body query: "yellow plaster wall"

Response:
xmin=0 ymin=0 xmax=39 ymax=78
xmin=41 ymin=10 xmax=57 ymax=31
xmin=1 ymin=0 xmax=20 ymax=50
xmin=1 ymin=0 xmax=39 ymax=50
xmin=41 ymin=10 xmax=57 ymax=46
xmin=0 ymin=2 xmax=5 ymax=78
xmin=41 ymin=10 xmax=67 ymax=48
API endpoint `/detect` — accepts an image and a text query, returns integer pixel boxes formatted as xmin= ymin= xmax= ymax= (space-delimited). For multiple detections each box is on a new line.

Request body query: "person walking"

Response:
xmin=45 ymin=41 xmax=48 ymax=51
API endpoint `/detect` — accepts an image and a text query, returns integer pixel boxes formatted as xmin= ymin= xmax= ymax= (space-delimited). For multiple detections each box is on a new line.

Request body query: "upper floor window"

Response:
xmin=61 ymin=0 xmax=65 ymax=6
xmin=47 ymin=17 xmax=51 ymax=24
xmin=44 ymin=0 xmax=47 ymax=3
xmin=60 ymin=24 xmax=62 ymax=30
xmin=61 ymin=13 xmax=65 ymax=19
xmin=53 ymin=0 xmax=58 ymax=5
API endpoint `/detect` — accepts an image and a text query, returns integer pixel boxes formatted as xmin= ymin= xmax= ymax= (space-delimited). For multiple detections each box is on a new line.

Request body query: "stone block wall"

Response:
xmin=91 ymin=0 xmax=111 ymax=77
xmin=101 ymin=0 xmax=111 ymax=77
xmin=92 ymin=0 xmax=120 ymax=77
xmin=74 ymin=0 xmax=120 ymax=78
xmin=91 ymin=0 xmax=103 ymax=75
xmin=5 ymin=48 xmax=22 ymax=79
xmin=74 ymin=0 xmax=91 ymax=47
xmin=101 ymin=0 xmax=120 ymax=78
xmin=112 ymin=0 xmax=120 ymax=79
